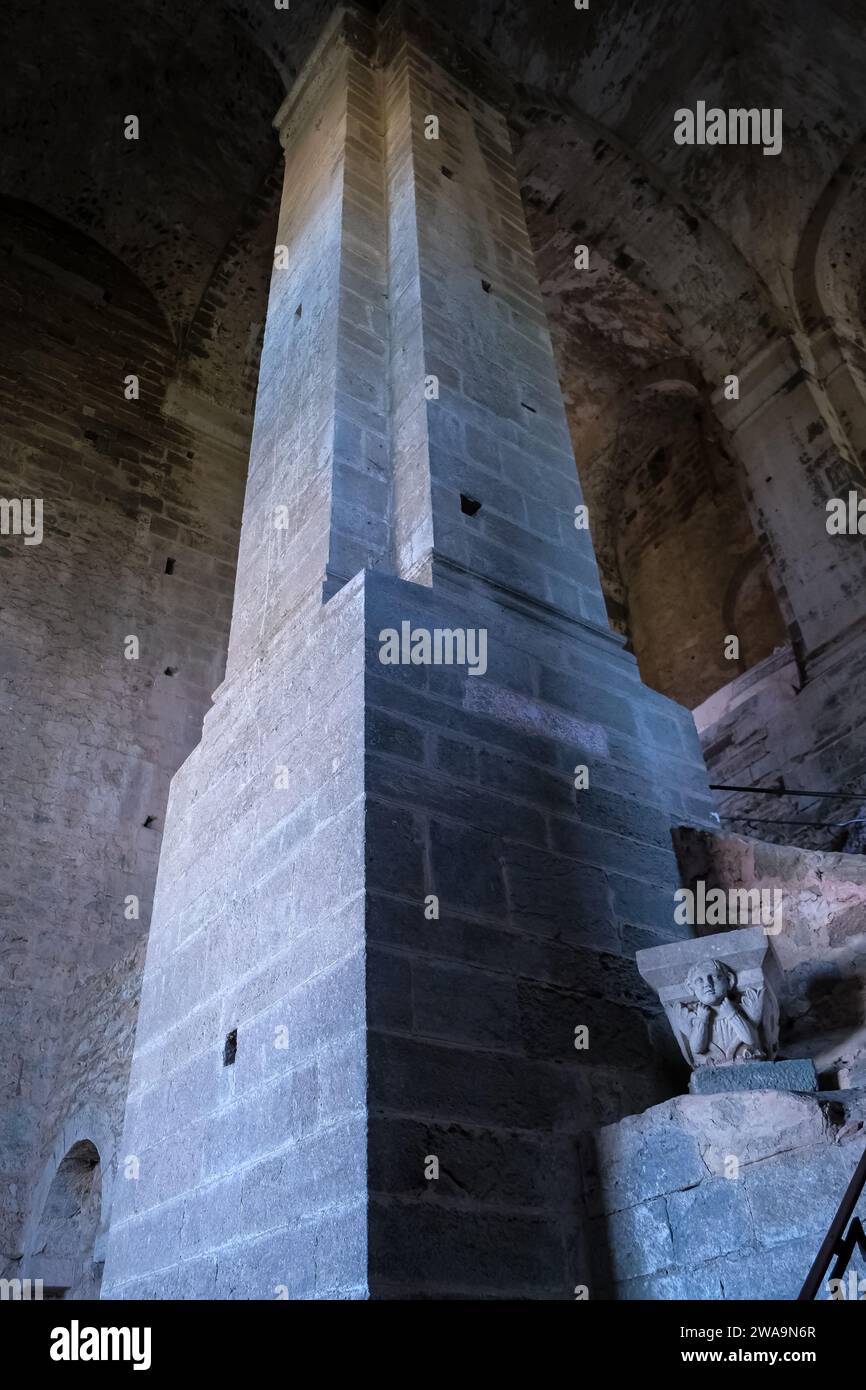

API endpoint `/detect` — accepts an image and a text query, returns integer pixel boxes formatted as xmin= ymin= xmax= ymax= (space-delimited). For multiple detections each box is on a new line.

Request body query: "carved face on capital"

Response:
xmin=687 ymin=959 xmax=734 ymax=1007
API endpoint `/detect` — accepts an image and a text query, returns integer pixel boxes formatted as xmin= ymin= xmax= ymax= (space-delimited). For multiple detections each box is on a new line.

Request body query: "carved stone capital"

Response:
xmin=637 ymin=927 xmax=783 ymax=1072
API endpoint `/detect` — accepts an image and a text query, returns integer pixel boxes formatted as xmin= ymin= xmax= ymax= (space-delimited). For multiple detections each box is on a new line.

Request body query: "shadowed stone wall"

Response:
xmin=0 ymin=200 xmax=249 ymax=1276
xmin=364 ymin=571 xmax=714 ymax=1296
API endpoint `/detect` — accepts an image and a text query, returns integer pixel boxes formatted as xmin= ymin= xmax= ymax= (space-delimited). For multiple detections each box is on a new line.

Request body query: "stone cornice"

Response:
xmin=272 ymin=4 xmax=376 ymax=151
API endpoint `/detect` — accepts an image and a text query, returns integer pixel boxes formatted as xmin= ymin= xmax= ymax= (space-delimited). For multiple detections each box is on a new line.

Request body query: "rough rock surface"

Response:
xmin=583 ymin=1088 xmax=866 ymax=1299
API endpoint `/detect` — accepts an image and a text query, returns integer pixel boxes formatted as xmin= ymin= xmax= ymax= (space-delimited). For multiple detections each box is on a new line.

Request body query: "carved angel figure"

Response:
xmin=675 ymin=959 xmax=769 ymax=1068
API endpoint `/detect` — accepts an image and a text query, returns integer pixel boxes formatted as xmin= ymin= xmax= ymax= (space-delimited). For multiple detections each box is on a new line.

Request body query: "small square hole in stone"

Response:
xmin=223 ymin=1029 xmax=237 ymax=1066
xmin=164 ymin=557 xmax=175 ymax=575
xmin=460 ymin=494 xmax=482 ymax=516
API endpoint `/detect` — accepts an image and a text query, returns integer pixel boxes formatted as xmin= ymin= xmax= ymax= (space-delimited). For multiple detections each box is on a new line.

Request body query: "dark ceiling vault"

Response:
xmin=3 ymin=0 xmax=866 ymax=580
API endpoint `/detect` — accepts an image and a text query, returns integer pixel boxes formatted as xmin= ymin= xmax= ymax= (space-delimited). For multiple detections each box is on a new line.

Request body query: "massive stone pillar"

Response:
xmin=102 ymin=2 xmax=716 ymax=1301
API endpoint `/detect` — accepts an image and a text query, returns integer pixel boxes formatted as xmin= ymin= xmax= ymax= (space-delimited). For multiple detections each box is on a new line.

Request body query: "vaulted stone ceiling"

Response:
xmin=3 ymin=0 xmax=865 ymax=499
xmin=6 ymin=1 xmax=864 ymax=335
xmin=1 ymin=2 xmax=282 ymax=332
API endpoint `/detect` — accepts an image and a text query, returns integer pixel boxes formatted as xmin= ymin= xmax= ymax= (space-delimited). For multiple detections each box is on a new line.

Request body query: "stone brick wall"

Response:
xmin=0 ymin=200 xmax=249 ymax=1271
xmin=364 ymin=569 xmax=717 ymax=1297
xmin=584 ymin=1088 xmax=866 ymax=1299
xmin=102 ymin=575 xmax=369 ymax=1299
xmin=18 ymin=939 xmax=145 ymax=1295
xmin=383 ymin=23 xmax=608 ymax=627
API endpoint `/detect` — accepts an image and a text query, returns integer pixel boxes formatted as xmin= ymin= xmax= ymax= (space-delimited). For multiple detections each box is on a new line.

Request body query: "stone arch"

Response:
xmin=508 ymin=89 xmax=806 ymax=706
xmin=0 ymin=0 xmax=286 ymax=340
xmin=173 ymin=157 xmax=283 ymax=420
xmin=794 ymin=137 xmax=866 ymax=342
xmin=722 ymin=547 xmax=783 ymax=673
xmin=513 ymin=89 xmax=784 ymax=382
xmin=609 ymin=380 xmax=786 ymax=708
xmin=587 ymin=362 xmax=704 ymax=633
xmin=0 ymin=195 xmax=174 ymax=346
xmin=21 ymin=1107 xmax=116 ymax=1300
xmin=29 ymin=1142 xmax=102 ymax=1300
xmin=511 ymin=90 xmax=793 ymax=681
xmin=792 ymin=139 xmax=866 ymax=477
xmin=630 ymin=359 xmax=704 ymax=400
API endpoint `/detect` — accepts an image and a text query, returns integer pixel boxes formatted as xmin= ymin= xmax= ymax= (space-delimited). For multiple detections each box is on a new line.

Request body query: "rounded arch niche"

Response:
xmin=29 ymin=1140 xmax=103 ymax=1300
xmin=613 ymin=386 xmax=788 ymax=709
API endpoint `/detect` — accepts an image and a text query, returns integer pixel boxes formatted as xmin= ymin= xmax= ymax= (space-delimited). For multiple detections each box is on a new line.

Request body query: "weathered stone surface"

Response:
xmin=582 ymin=1121 xmax=704 ymax=1216
xmin=667 ymin=1178 xmax=750 ymax=1267
xmin=744 ymin=1140 xmax=866 ymax=1250
xmin=588 ymin=1087 xmax=866 ymax=1300
xmin=593 ymin=1198 xmax=674 ymax=1281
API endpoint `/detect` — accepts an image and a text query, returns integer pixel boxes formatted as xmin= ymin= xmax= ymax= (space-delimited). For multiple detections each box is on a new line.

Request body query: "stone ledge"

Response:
xmin=689 ymin=1057 xmax=818 ymax=1094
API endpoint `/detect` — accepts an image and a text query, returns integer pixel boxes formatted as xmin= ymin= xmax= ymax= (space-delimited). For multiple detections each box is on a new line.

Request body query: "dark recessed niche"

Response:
xmin=164 ymin=666 xmax=177 ymax=677
xmin=441 ymin=165 xmax=455 ymax=179
xmin=295 ymin=303 xmax=302 ymax=320
xmin=143 ymin=815 xmax=157 ymax=829
xmin=648 ymin=447 xmax=668 ymax=483
xmin=460 ymin=494 xmax=482 ymax=516
xmin=481 ymin=279 xmax=492 ymax=294
xmin=164 ymin=557 xmax=175 ymax=575
xmin=223 ymin=1029 xmax=237 ymax=1066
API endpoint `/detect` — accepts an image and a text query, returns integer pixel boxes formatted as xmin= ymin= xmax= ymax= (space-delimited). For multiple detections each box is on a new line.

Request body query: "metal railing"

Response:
xmin=798 ymin=1145 xmax=866 ymax=1299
